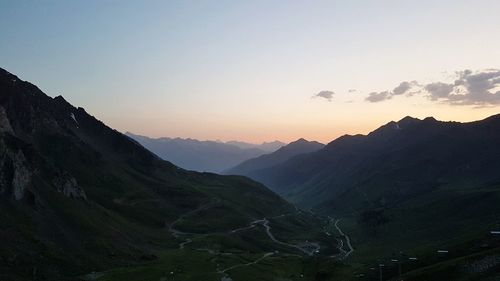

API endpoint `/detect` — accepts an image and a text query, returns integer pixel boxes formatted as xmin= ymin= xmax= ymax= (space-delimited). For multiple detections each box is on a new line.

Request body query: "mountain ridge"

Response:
xmin=234 ymin=112 xmax=500 ymax=278
xmin=241 ymin=113 xmax=500 ymax=211
xmin=125 ymin=132 xmax=286 ymax=172
xmin=225 ymin=138 xmax=324 ymax=176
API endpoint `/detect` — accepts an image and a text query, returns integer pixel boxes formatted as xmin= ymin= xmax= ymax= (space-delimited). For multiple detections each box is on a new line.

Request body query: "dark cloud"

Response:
xmin=312 ymin=90 xmax=334 ymax=102
xmin=364 ymin=69 xmax=500 ymax=105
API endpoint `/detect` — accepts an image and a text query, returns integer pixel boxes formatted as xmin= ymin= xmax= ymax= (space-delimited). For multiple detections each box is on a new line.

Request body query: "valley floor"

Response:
xmin=81 ymin=203 xmax=347 ymax=281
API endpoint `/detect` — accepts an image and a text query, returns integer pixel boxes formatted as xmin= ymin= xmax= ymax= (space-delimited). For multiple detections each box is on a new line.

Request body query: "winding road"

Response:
xmin=332 ymin=218 xmax=354 ymax=259
xmin=86 ymin=201 xmax=332 ymax=281
xmin=166 ymin=200 xmax=326 ymax=280
xmin=218 ymin=252 xmax=274 ymax=274
xmin=168 ymin=198 xmax=221 ymax=248
xmin=232 ymin=217 xmax=320 ymax=256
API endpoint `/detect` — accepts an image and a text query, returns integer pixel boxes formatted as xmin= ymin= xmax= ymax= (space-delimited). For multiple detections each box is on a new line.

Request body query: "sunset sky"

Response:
xmin=2 ymin=0 xmax=500 ymax=143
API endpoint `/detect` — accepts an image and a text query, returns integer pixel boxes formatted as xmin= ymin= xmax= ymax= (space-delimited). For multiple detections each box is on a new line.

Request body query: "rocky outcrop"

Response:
xmin=0 ymin=144 xmax=86 ymax=201
xmin=53 ymin=174 xmax=87 ymax=200
xmin=11 ymin=150 xmax=32 ymax=200
xmin=0 ymin=105 xmax=14 ymax=134
xmin=0 ymin=146 xmax=33 ymax=200
xmin=0 ymin=146 xmax=11 ymax=196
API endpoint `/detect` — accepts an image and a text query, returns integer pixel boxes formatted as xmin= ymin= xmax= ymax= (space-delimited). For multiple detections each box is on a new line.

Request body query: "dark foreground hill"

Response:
xmin=125 ymin=133 xmax=283 ymax=173
xmin=225 ymin=138 xmax=324 ymax=176
xmin=0 ymin=68 xmax=337 ymax=281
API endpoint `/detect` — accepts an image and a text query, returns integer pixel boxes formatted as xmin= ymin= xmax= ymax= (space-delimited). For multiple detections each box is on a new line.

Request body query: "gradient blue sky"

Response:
xmin=1 ymin=1 xmax=500 ymax=143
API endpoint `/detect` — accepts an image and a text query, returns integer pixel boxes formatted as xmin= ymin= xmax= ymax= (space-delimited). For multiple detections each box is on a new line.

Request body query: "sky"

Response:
xmin=1 ymin=0 xmax=500 ymax=143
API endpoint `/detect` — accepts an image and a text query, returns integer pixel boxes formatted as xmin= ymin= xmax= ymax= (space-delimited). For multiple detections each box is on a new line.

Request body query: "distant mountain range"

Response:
xmin=224 ymin=138 xmax=324 ymax=176
xmin=226 ymin=140 xmax=285 ymax=151
xmin=125 ymin=132 xmax=285 ymax=172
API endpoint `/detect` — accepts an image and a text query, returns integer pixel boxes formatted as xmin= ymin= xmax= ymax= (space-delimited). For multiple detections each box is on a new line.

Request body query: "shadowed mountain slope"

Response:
xmin=225 ymin=138 xmax=324 ymax=176
xmin=242 ymin=114 xmax=500 ymax=279
xmin=247 ymin=115 xmax=500 ymax=212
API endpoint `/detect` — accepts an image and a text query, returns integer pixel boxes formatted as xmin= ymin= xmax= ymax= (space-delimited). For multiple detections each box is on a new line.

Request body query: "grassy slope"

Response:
xmin=322 ymin=183 xmax=500 ymax=280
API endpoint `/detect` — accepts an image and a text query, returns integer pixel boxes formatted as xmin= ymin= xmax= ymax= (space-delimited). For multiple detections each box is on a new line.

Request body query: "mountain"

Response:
xmin=226 ymin=140 xmax=285 ymax=152
xmin=247 ymin=115 xmax=500 ymax=211
xmin=243 ymin=114 xmax=500 ymax=278
xmin=225 ymin=138 xmax=324 ymax=176
xmin=0 ymin=68 xmax=337 ymax=281
xmin=125 ymin=133 xmax=284 ymax=173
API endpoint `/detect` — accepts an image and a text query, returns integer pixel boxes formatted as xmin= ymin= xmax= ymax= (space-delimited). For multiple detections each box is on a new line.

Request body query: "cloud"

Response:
xmin=312 ymin=90 xmax=335 ymax=102
xmin=348 ymin=89 xmax=357 ymax=93
xmin=392 ymin=81 xmax=415 ymax=95
xmin=366 ymin=91 xmax=391 ymax=102
xmin=365 ymin=81 xmax=418 ymax=102
xmin=451 ymin=69 xmax=500 ymax=105
xmin=364 ymin=69 xmax=500 ymax=105
xmin=424 ymin=82 xmax=454 ymax=100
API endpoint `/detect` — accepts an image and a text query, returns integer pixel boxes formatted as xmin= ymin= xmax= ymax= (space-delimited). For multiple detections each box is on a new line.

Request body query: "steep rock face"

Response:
xmin=53 ymin=174 xmax=87 ymax=200
xmin=0 ymin=136 xmax=86 ymax=201
xmin=0 ymin=139 xmax=33 ymax=200
xmin=0 ymin=105 xmax=13 ymax=133
xmin=11 ymin=149 xmax=32 ymax=200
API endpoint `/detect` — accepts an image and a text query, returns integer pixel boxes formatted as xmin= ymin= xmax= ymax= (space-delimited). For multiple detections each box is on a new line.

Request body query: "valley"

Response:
xmin=1 ymin=67 xmax=500 ymax=280
xmin=83 ymin=203 xmax=342 ymax=281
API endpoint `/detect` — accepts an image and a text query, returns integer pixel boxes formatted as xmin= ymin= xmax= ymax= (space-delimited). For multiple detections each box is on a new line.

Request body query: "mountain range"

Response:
xmin=236 ymin=114 xmax=500 ymax=278
xmin=125 ymin=132 xmax=285 ymax=173
xmin=244 ymin=115 xmax=500 ymax=212
xmin=225 ymin=140 xmax=285 ymax=151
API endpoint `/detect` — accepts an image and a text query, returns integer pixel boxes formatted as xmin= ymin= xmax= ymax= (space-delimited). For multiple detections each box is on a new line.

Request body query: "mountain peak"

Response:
xmin=225 ymin=137 xmax=324 ymax=176
xmin=398 ymin=116 xmax=421 ymax=125
xmin=262 ymin=140 xmax=286 ymax=146
xmin=291 ymin=138 xmax=308 ymax=144
xmin=286 ymin=138 xmax=324 ymax=149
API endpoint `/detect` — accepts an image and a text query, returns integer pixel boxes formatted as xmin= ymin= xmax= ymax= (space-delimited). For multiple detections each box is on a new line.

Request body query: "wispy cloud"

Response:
xmin=312 ymin=90 xmax=335 ymax=102
xmin=364 ymin=69 xmax=500 ymax=105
